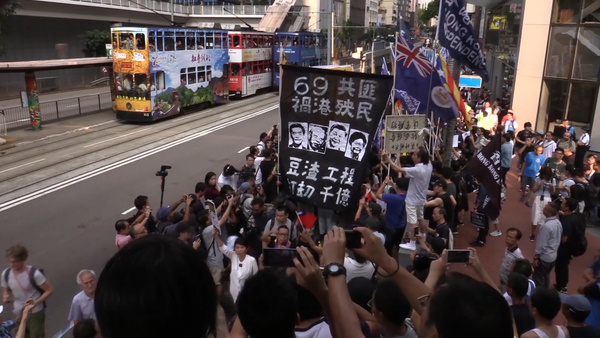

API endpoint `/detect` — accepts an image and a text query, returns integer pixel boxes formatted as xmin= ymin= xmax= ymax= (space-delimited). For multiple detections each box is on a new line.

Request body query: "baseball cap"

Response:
xmin=536 ymin=130 xmax=545 ymax=136
xmin=559 ymin=293 xmax=591 ymax=312
xmin=583 ymin=125 xmax=591 ymax=131
xmin=156 ymin=206 xmax=172 ymax=222
xmin=240 ymin=182 xmax=251 ymax=194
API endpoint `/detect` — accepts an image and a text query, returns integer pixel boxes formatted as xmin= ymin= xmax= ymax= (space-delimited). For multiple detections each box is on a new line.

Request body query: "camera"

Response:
xmin=156 ymin=165 xmax=172 ymax=177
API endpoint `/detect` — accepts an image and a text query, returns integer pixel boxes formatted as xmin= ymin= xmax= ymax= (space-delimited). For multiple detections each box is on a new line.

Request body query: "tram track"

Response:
xmin=0 ymin=95 xmax=279 ymax=197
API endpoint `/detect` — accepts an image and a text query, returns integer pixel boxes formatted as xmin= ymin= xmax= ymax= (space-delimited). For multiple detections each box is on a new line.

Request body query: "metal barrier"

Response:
xmin=0 ymin=110 xmax=6 ymax=136
xmin=3 ymin=92 xmax=112 ymax=130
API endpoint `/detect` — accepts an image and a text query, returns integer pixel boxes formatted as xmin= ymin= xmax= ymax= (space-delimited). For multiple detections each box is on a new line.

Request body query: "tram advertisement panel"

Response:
xmin=149 ymin=44 xmax=228 ymax=119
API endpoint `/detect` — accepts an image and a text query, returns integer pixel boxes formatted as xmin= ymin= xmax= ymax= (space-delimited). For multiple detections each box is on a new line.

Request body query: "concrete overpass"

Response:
xmin=17 ymin=0 xmax=269 ymax=27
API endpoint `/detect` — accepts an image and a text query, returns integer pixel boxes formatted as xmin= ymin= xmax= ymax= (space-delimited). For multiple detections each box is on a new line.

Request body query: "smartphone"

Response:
xmin=447 ymin=249 xmax=472 ymax=263
xmin=345 ymin=230 xmax=363 ymax=249
xmin=263 ymin=248 xmax=298 ymax=267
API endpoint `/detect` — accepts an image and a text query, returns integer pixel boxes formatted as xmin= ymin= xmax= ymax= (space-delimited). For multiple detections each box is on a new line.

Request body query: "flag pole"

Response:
xmin=277 ymin=46 xmax=284 ymax=195
xmin=424 ymin=3 xmax=443 ymax=155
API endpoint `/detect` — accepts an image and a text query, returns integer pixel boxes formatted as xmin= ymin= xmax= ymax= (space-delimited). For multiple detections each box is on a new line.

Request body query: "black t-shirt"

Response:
xmin=439 ymin=193 xmax=455 ymax=226
xmin=568 ymin=325 xmax=600 ymax=338
xmin=127 ymin=211 xmax=158 ymax=233
xmin=516 ymin=130 xmax=532 ymax=148
xmin=522 ymin=145 xmax=534 ymax=158
xmin=510 ymin=303 xmax=535 ymax=336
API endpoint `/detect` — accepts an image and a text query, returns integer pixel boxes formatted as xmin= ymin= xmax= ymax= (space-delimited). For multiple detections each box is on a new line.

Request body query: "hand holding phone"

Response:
xmin=447 ymin=249 xmax=473 ymax=263
xmin=263 ymin=248 xmax=298 ymax=267
xmin=345 ymin=230 xmax=362 ymax=249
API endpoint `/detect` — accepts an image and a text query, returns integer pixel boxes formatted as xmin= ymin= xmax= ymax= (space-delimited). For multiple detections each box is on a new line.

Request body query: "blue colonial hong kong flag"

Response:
xmin=394 ymin=24 xmax=459 ymax=122
xmin=438 ymin=0 xmax=489 ymax=82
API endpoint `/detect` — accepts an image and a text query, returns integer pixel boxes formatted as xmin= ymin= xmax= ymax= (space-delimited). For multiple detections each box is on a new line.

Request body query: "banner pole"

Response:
xmin=277 ymin=47 xmax=283 ymax=195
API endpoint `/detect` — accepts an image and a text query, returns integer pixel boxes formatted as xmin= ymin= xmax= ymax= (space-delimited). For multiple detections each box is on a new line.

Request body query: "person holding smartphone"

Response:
xmin=213 ymin=229 xmax=258 ymax=302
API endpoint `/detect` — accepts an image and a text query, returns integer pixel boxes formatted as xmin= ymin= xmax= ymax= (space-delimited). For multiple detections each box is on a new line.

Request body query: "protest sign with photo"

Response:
xmin=279 ymin=65 xmax=393 ymax=210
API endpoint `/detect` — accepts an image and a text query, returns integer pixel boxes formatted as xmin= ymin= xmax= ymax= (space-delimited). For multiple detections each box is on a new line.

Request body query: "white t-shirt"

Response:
xmin=543 ymin=140 xmax=556 ymax=159
xmin=218 ymin=173 xmax=236 ymax=189
xmin=404 ymin=163 xmax=433 ymax=206
xmin=295 ymin=318 xmax=333 ymax=338
xmin=1 ymin=266 xmax=46 ymax=314
xmin=344 ymin=256 xmax=376 ymax=283
xmin=503 ymin=279 xmax=536 ymax=306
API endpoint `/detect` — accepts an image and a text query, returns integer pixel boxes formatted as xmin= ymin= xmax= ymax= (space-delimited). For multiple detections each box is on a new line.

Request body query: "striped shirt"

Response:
xmin=500 ymin=245 xmax=524 ymax=284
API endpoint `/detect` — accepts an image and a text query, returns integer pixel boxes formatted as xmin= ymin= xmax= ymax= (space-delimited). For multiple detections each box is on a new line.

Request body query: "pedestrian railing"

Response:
xmin=3 ymin=92 xmax=113 ymax=130
xmin=0 ymin=110 xmax=7 ymax=136
xmin=52 ymin=321 xmax=74 ymax=338
xmin=67 ymin=0 xmax=268 ymax=16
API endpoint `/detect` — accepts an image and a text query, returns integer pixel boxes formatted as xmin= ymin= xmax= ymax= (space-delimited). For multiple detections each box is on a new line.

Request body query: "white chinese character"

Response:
xmin=336 ymin=187 xmax=352 ymax=207
xmin=288 ymin=180 xmax=297 ymax=195
xmin=337 ymin=77 xmax=356 ymax=97
xmin=304 ymin=161 xmax=320 ymax=181
xmin=287 ymin=157 xmax=301 ymax=177
xmin=300 ymin=96 xmax=312 ymax=113
xmin=316 ymin=98 xmax=332 ymax=115
xmin=340 ymin=167 xmax=355 ymax=186
xmin=296 ymin=181 xmax=306 ymax=198
xmin=323 ymin=167 xmax=339 ymax=182
xmin=292 ymin=96 xmax=300 ymax=113
xmin=335 ymin=99 xmax=355 ymax=118
xmin=358 ymin=80 xmax=377 ymax=101
xmin=303 ymin=184 xmax=316 ymax=198
xmin=320 ymin=186 xmax=334 ymax=203
xmin=356 ymin=102 xmax=373 ymax=122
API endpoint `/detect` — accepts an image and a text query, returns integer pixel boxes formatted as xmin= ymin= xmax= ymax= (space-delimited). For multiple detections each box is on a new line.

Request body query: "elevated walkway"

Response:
xmin=19 ymin=0 xmax=269 ymax=27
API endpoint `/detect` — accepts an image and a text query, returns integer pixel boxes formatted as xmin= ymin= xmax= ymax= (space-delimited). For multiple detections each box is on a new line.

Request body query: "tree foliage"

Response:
xmin=419 ymin=0 xmax=439 ymax=26
xmin=0 ymin=0 xmax=19 ymax=56
xmin=79 ymin=29 xmax=111 ymax=57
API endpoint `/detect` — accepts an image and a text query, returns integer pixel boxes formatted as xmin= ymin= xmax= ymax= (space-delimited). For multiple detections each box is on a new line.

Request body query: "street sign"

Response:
xmin=101 ymin=67 xmax=108 ymax=73
xmin=105 ymin=43 xmax=113 ymax=58
xmin=459 ymin=75 xmax=483 ymax=88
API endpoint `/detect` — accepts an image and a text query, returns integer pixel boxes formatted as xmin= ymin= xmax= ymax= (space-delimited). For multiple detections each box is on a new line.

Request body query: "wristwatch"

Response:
xmin=323 ymin=263 xmax=346 ymax=277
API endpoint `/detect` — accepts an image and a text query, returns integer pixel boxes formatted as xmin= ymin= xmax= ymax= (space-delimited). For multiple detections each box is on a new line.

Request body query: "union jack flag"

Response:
xmin=395 ymin=33 xmax=433 ymax=78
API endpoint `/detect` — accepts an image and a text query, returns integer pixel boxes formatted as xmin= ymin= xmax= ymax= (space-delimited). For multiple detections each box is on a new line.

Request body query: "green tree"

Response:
xmin=0 ymin=1 xmax=19 ymax=56
xmin=419 ymin=0 xmax=439 ymax=26
xmin=79 ymin=29 xmax=111 ymax=57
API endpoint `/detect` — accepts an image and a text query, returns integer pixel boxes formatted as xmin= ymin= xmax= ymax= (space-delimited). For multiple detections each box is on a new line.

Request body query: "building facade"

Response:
xmin=511 ymin=0 xmax=600 ymax=151
xmin=366 ymin=0 xmax=379 ymax=26
xmin=378 ymin=0 xmax=397 ymax=26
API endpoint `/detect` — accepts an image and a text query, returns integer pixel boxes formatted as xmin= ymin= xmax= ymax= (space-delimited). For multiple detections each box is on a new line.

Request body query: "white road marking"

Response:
xmin=0 ymin=158 xmax=46 ymax=175
xmin=0 ymin=105 xmax=278 ymax=213
xmin=237 ymin=146 xmax=250 ymax=153
xmin=14 ymin=120 xmax=118 ymax=147
xmin=121 ymin=206 xmax=137 ymax=215
xmin=83 ymin=128 xmax=152 ymax=148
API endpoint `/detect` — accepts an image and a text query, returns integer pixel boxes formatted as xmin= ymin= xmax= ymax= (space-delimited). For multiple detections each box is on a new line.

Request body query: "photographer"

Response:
xmin=256 ymin=148 xmax=278 ymax=203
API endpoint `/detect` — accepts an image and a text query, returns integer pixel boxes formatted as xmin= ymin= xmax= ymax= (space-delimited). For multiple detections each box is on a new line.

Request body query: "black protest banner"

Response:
xmin=279 ymin=65 xmax=393 ymax=211
xmin=465 ymin=133 xmax=502 ymax=220
xmin=439 ymin=0 xmax=489 ymax=82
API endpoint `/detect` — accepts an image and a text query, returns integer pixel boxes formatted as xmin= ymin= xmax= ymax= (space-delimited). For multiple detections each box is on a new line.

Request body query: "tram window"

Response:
xmin=233 ymin=35 xmax=240 ymax=47
xmin=148 ymin=37 xmax=156 ymax=52
xmin=119 ymin=33 xmax=134 ymax=50
xmin=164 ymin=32 xmax=175 ymax=51
xmin=133 ymin=73 xmax=150 ymax=99
xmin=156 ymin=32 xmax=164 ymax=51
xmin=303 ymin=37 xmax=309 ymax=48
xmin=180 ymin=69 xmax=187 ymax=85
xmin=135 ymin=33 xmax=146 ymax=50
xmin=188 ymin=68 xmax=197 ymax=84
xmin=207 ymin=65 xmax=212 ymax=81
xmin=175 ymin=32 xmax=185 ymax=51
xmin=223 ymin=64 xmax=229 ymax=77
xmin=266 ymin=36 xmax=272 ymax=47
xmin=198 ymin=66 xmax=206 ymax=82
xmin=242 ymin=35 xmax=249 ymax=48
xmin=293 ymin=37 xmax=298 ymax=46
xmin=231 ymin=64 xmax=240 ymax=76
xmin=156 ymin=71 xmax=165 ymax=90
xmin=215 ymin=33 xmax=222 ymax=48
xmin=112 ymin=33 xmax=118 ymax=49
xmin=196 ymin=33 xmax=205 ymax=49
xmin=187 ymin=34 xmax=195 ymax=50
xmin=206 ymin=33 xmax=213 ymax=49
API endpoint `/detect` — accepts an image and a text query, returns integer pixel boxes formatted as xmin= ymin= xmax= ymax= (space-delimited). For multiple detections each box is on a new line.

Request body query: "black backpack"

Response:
xmin=568 ymin=213 xmax=588 ymax=257
xmin=2 ymin=266 xmax=47 ymax=309
xmin=577 ymin=182 xmax=598 ymax=210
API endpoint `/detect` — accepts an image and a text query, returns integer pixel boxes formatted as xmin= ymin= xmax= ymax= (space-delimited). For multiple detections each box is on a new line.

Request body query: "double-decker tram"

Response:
xmin=228 ymin=31 xmax=273 ymax=98
xmin=111 ymin=26 xmax=229 ymax=121
xmin=272 ymin=32 xmax=328 ymax=87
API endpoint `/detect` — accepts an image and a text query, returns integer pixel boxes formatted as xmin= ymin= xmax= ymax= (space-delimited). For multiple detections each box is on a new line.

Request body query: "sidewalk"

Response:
xmin=0 ymin=111 xmax=116 ymax=151
xmin=0 ymin=86 xmax=110 ymax=110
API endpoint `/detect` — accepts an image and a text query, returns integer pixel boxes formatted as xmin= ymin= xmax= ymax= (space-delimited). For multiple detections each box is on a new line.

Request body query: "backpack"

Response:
xmin=568 ymin=213 xmax=588 ymax=257
xmin=577 ymin=182 xmax=598 ymax=210
xmin=2 ymin=266 xmax=47 ymax=309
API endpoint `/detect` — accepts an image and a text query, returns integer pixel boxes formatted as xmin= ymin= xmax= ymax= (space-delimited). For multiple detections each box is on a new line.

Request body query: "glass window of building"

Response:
xmin=571 ymin=27 xmax=600 ymax=81
xmin=553 ymin=0 xmax=582 ymax=23
xmin=544 ymin=26 xmax=577 ymax=79
xmin=582 ymin=0 xmax=600 ymax=23
xmin=567 ymin=82 xmax=599 ymax=123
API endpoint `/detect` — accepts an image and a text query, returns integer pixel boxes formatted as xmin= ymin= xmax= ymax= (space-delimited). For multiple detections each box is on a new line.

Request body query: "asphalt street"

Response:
xmin=0 ymin=101 xmax=278 ymax=335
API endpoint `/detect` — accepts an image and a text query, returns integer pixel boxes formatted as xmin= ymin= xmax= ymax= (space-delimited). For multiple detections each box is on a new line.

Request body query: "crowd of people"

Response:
xmin=1 ymin=91 xmax=600 ymax=338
